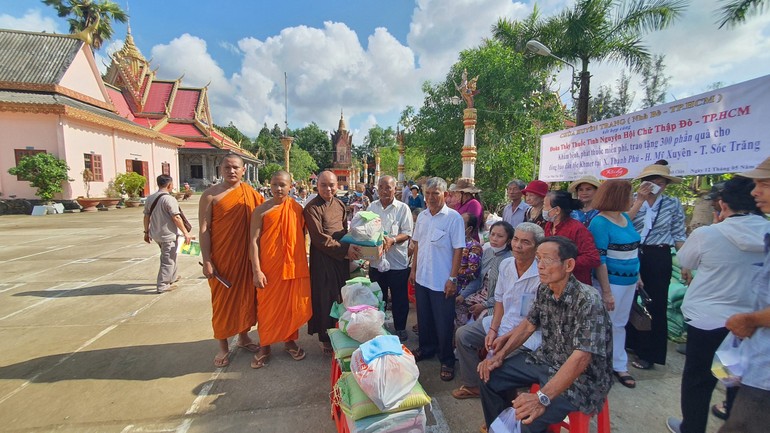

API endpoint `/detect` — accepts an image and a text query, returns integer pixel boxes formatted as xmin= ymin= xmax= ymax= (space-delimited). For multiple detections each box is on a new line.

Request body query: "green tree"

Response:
xmin=640 ymin=55 xmax=669 ymax=108
xmin=588 ymin=84 xmax=616 ymax=121
xmin=293 ymin=122 xmax=333 ymax=170
xmin=717 ymin=0 xmax=767 ymax=28
xmin=378 ymin=145 xmax=425 ymax=182
xmin=259 ymin=162 xmax=283 ymax=184
xmin=42 ymin=0 xmax=128 ymax=49
xmin=215 ymin=122 xmax=254 ymax=153
xmin=254 ymin=124 xmax=282 ymax=163
xmin=613 ymin=71 xmax=635 ymax=115
xmin=495 ymin=0 xmax=687 ymax=125
xmin=289 ymin=146 xmax=319 ymax=184
xmin=8 ymin=153 xmax=70 ymax=202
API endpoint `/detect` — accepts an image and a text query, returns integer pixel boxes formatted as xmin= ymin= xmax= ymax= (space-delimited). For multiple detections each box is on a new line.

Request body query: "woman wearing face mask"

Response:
xmin=348 ymin=182 xmax=370 ymax=220
xmin=568 ymin=175 xmax=601 ymax=227
xmin=522 ymin=180 xmax=549 ymax=230
xmin=408 ymin=185 xmax=425 ymax=211
xmin=455 ymin=221 xmax=515 ymax=327
xmin=542 ymin=190 xmax=601 ymax=285
xmin=626 ymin=160 xmax=687 ymax=371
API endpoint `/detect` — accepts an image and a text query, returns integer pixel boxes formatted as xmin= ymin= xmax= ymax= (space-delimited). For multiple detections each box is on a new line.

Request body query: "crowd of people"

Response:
xmin=141 ymin=153 xmax=770 ymax=433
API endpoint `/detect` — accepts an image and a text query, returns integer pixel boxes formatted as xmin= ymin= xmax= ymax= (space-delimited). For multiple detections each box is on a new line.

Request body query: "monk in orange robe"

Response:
xmin=248 ymin=170 xmax=312 ymax=368
xmin=199 ymin=154 xmax=264 ymax=367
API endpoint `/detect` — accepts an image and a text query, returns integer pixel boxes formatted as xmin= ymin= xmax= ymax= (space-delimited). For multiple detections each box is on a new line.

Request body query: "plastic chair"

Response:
xmin=529 ymin=384 xmax=611 ymax=433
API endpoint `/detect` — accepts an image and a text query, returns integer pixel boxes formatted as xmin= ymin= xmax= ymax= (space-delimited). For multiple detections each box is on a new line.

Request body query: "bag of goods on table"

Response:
xmin=350 ymin=335 xmax=420 ymax=411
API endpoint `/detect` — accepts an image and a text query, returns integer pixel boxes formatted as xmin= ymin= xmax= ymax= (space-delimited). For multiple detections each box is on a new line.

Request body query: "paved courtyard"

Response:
xmin=0 ymin=195 xmax=726 ymax=432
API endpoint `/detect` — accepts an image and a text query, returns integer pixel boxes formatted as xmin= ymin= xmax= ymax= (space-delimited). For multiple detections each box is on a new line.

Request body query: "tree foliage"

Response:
xmin=640 ymin=55 xmax=669 ymax=108
xmin=717 ymin=0 xmax=767 ymax=28
xmin=289 ymin=146 xmax=319 ymax=184
xmin=215 ymin=122 xmax=254 ymax=153
xmin=254 ymin=124 xmax=283 ymax=163
xmin=8 ymin=153 xmax=70 ymax=202
xmin=293 ymin=122 xmax=333 ymax=170
xmin=42 ymin=0 xmax=128 ymax=49
xmin=259 ymin=162 xmax=283 ymax=184
xmin=377 ymin=145 xmax=425 ymax=182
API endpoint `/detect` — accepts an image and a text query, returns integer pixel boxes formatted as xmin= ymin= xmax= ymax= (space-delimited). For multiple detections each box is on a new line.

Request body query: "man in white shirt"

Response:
xmin=368 ymin=176 xmax=414 ymax=342
xmin=409 ymin=177 xmax=465 ymax=381
xmin=502 ymin=179 xmax=530 ymax=228
xmin=452 ymin=222 xmax=543 ymax=399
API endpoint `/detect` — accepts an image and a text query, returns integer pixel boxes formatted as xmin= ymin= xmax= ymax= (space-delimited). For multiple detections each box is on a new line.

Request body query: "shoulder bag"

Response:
xmin=149 ymin=193 xmax=193 ymax=233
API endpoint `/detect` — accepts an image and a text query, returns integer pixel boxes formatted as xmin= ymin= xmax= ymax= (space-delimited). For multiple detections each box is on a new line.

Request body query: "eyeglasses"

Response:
xmin=536 ymin=256 xmax=563 ymax=266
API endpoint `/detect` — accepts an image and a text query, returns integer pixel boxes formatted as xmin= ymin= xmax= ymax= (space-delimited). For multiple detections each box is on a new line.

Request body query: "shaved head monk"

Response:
xmin=199 ymin=154 xmax=264 ymax=367
xmin=248 ymin=170 xmax=311 ymax=368
xmin=303 ymin=171 xmax=361 ymax=354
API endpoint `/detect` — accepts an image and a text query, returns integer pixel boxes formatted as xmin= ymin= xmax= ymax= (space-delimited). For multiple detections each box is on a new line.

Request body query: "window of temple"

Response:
xmin=190 ymin=165 xmax=203 ymax=178
xmin=161 ymin=162 xmax=170 ymax=176
xmin=83 ymin=153 xmax=104 ymax=181
xmin=13 ymin=149 xmax=46 ymax=180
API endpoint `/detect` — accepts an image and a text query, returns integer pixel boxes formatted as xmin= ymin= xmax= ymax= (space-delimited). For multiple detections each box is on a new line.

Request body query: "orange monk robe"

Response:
xmin=257 ymin=198 xmax=312 ymax=346
xmin=210 ymin=183 xmax=264 ymax=339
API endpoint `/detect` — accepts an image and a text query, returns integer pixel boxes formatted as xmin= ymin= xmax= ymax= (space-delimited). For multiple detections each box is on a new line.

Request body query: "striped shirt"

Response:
xmin=632 ymin=195 xmax=687 ymax=246
xmin=589 ymin=213 xmax=641 ymax=286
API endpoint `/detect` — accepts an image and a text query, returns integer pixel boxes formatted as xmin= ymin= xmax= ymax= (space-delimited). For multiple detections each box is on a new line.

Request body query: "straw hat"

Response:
xmin=739 ymin=156 xmax=770 ymax=179
xmin=568 ymin=175 xmax=601 ymax=194
xmin=521 ymin=180 xmax=549 ymax=198
xmin=634 ymin=162 xmax=682 ymax=184
xmin=449 ymin=177 xmax=481 ymax=193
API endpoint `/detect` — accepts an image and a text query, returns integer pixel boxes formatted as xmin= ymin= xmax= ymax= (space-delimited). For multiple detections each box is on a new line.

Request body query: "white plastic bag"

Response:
xmin=341 ymin=307 xmax=386 ymax=342
xmin=350 ymin=344 xmax=420 ymax=411
xmin=342 ymin=282 xmax=379 ymax=309
xmin=376 ymin=256 xmax=391 ymax=272
xmin=712 ymin=332 xmax=744 ymax=387
xmin=349 ymin=212 xmax=383 ymax=243
xmin=489 ymin=407 xmax=521 ymax=433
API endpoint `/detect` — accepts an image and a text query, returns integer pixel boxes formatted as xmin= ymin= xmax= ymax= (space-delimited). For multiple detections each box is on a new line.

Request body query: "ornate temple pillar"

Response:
xmin=462 ymin=108 xmax=478 ymax=180
xmin=397 ymin=128 xmax=405 ymax=190
xmin=363 ymin=158 xmax=369 ymax=185
xmin=374 ymin=147 xmax=381 ymax=184
xmin=280 ymin=135 xmax=294 ymax=175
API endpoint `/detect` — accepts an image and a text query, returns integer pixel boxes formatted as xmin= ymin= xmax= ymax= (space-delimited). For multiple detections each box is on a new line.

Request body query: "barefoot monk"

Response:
xmin=248 ymin=171 xmax=312 ymax=368
xmin=199 ymin=154 xmax=264 ymax=367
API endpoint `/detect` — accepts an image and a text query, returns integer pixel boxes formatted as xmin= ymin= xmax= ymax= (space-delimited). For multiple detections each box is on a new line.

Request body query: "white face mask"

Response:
xmin=491 ymin=245 xmax=507 ymax=253
xmin=542 ymin=207 xmax=557 ymax=222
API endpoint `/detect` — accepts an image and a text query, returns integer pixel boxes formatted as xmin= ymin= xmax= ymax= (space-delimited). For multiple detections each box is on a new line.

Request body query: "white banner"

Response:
xmin=539 ymin=74 xmax=770 ymax=181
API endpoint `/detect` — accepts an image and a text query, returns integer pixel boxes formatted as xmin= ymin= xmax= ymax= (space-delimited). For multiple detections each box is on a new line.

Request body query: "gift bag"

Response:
xmin=340 ymin=306 xmax=386 ymax=342
xmin=712 ymin=332 xmax=744 ymax=387
xmin=350 ymin=336 xmax=420 ymax=411
xmin=489 ymin=407 xmax=521 ymax=433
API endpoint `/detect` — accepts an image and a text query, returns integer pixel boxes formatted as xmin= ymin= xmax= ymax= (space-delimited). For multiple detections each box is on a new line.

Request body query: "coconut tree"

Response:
xmin=41 ymin=0 xmax=127 ymax=49
xmin=717 ymin=0 xmax=767 ymax=28
xmin=494 ymin=0 xmax=688 ymax=125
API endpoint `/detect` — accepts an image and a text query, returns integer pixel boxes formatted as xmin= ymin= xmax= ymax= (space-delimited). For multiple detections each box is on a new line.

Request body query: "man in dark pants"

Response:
xmin=409 ymin=177 xmax=465 ymax=381
xmin=368 ymin=176 xmax=413 ymax=342
xmin=477 ymin=236 xmax=612 ymax=432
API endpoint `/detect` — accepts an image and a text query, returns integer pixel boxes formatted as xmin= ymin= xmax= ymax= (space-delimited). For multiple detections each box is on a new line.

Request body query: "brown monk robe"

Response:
xmin=249 ymin=171 xmax=311 ymax=368
xmin=200 ymin=154 xmax=264 ymax=367
xmin=303 ymin=171 xmax=361 ymax=353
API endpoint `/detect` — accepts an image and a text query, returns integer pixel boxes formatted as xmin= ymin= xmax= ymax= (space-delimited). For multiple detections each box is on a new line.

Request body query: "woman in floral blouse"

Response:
xmin=455 ymin=213 xmax=483 ymax=326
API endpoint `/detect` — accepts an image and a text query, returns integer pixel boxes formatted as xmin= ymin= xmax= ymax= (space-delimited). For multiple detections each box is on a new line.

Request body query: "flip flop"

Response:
xmin=451 ymin=385 xmax=480 ymax=399
xmin=237 ymin=342 xmax=260 ymax=353
xmin=712 ymin=402 xmax=728 ymax=420
xmin=319 ymin=342 xmax=334 ymax=357
xmin=251 ymin=353 xmax=270 ymax=369
xmin=285 ymin=346 xmax=307 ymax=361
xmin=440 ymin=364 xmax=455 ymax=382
xmin=213 ymin=354 xmax=230 ymax=368
xmin=631 ymin=360 xmax=654 ymax=370
xmin=613 ymin=371 xmax=637 ymax=388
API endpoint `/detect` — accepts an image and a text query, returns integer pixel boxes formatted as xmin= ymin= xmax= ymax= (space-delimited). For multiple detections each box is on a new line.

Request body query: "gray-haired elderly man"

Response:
xmin=409 ymin=177 xmax=465 ymax=381
xmin=502 ymin=179 xmax=530 ymax=228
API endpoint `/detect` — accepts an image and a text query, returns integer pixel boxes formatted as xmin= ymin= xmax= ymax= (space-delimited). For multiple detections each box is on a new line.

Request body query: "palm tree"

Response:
xmin=42 ymin=0 xmax=127 ymax=49
xmin=495 ymin=0 xmax=687 ymax=125
xmin=717 ymin=0 xmax=766 ymax=28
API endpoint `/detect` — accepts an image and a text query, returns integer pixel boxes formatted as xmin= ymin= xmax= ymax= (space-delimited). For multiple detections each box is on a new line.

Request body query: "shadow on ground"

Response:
xmin=13 ymin=283 xmax=158 ymax=298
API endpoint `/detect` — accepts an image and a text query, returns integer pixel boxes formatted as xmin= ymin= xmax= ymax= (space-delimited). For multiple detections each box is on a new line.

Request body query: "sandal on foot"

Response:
xmin=285 ymin=346 xmax=307 ymax=361
xmin=237 ymin=342 xmax=260 ymax=353
xmin=632 ymin=360 xmax=653 ymax=370
xmin=319 ymin=342 xmax=334 ymax=357
xmin=412 ymin=348 xmax=434 ymax=362
xmin=251 ymin=353 xmax=270 ymax=369
xmin=213 ymin=354 xmax=230 ymax=368
xmin=613 ymin=371 xmax=637 ymax=388
xmin=712 ymin=402 xmax=728 ymax=420
xmin=440 ymin=364 xmax=455 ymax=382
xmin=452 ymin=385 xmax=480 ymax=399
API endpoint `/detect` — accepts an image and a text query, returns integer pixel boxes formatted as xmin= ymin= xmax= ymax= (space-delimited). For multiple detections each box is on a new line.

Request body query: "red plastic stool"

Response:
xmin=529 ymin=384 xmax=611 ymax=433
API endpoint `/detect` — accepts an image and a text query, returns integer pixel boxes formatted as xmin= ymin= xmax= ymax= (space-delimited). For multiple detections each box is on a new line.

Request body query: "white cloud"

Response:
xmin=0 ymin=9 xmax=59 ymax=33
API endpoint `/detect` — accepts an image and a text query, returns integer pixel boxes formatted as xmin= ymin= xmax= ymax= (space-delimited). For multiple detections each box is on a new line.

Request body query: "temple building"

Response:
xmin=330 ymin=111 xmax=352 ymax=190
xmin=104 ymin=27 xmax=260 ymax=190
xmin=0 ymin=29 xmax=181 ymax=201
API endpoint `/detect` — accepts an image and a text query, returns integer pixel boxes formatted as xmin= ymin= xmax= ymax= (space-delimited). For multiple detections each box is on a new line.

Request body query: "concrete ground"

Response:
xmin=0 ymin=195 xmax=726 ymax=433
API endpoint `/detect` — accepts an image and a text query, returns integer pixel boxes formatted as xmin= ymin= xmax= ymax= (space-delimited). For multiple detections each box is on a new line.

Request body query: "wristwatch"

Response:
xmin=447 ymin=276 xmax=458 ymax=284
xmin=536 ymin=390 xmax=551 ymax=407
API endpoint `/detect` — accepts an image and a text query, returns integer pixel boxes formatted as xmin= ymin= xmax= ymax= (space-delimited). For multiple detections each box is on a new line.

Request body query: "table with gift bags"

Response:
xmin=328 ymin=277 xmax=430 ymax=433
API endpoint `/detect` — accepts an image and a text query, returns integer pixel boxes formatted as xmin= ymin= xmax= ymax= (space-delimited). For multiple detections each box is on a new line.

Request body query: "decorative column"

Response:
xmin=455 ymin=69 xmax=479 ymax=181
xmin=363 ymin=158 xmax=369 ymax=185
xmin=280 ymin=135 xmax=294 ymax=174
xmin=374 ymin=146 xmax=381 ymax=185
xmin=397 ymin=127 xmax=405 ymax=190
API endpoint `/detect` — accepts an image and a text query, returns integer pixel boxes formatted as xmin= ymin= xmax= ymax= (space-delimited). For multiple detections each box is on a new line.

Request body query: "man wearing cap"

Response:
xmin=627 ymin=160 xmax=687 ymax=370
xmin=568 ymin=176 xmax=601 ymax=227
xmin=502 ymin=179 xmax=530 ymax=228
xmin=522 ymin=180 xmax=549 ymax=230
xmin=716 ymin=156 xmax=770 ymax=433
xmin=452 ymin=178 xmax=484 ymax=241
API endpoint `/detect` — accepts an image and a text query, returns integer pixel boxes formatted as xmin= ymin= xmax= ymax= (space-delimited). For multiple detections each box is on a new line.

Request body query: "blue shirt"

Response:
xmin=741 ymin=232 xmax=770 ymax=391
xmin=588 ymin=213 xmax=641 ymax=286
xmin=571 ymin=208 xmax=599 ymax=228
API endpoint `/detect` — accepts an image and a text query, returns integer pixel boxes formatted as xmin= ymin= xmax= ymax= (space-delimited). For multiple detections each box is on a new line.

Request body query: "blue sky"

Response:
xmin=3 ymin=0 xmax=770 ymax=146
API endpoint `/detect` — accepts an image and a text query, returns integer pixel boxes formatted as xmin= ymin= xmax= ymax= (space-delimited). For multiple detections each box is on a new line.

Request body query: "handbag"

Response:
xmin=628 ymin=285 xmax=653 ymax=331
xmin=149 ymin=193 xmax=193 ymax=233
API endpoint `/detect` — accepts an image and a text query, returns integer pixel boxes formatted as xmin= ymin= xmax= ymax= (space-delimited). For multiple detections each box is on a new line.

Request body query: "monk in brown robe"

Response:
xmin=248 ymin=171 xmax=311 ymax=368
xmin=303 ymin=171 xmax=361 ymax=354
xmin=199 ymin=154 xmax=264 ymax=367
